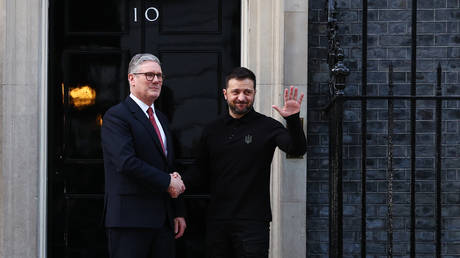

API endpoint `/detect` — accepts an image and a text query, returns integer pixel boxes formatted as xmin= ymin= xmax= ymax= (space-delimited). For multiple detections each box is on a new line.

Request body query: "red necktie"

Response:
xmin=147 ymin=107 xmax=166 ymax=154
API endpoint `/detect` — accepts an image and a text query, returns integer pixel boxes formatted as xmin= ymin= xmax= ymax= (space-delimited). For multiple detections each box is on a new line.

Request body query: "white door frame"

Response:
xmin=39 ymin=0 xmax=49 ymax=257
xmin=38 ymin=0 xmax=289 ymax=257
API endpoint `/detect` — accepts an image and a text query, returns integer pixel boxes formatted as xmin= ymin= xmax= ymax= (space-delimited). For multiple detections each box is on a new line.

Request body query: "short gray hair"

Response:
xmin=128 ymin=53 xmax=161 ymax=74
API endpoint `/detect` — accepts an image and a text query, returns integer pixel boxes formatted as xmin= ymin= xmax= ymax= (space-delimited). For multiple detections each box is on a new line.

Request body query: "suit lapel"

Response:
xmin=124 ymin=97 xmax=167 ymax=159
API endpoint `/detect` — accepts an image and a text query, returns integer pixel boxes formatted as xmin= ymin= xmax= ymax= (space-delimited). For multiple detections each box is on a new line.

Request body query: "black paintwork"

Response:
xmin=48 ymin=1 xmax=240 ymax=257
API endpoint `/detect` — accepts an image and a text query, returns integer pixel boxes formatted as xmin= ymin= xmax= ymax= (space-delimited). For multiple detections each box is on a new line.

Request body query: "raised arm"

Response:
xmin=272 ymin=86 xmax=306 ymax=156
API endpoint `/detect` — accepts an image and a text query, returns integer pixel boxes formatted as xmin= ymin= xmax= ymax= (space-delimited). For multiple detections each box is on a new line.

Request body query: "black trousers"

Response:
xmin=206 ymin=220 xmax=269 ymax=258
xmin=107 ymin=226 xmax=175 ymax=258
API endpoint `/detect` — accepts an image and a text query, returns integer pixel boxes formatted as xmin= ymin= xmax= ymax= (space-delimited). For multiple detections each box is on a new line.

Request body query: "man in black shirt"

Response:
xmin=183 ymin=67 xmax=306 ymax=258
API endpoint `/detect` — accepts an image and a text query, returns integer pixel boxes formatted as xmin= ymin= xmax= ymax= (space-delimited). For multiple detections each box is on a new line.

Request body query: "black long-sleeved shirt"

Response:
xmin=186 ymin=108 xmax=306 ymax=222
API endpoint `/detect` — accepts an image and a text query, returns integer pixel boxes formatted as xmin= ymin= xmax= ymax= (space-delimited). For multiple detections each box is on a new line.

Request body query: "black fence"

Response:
xmin=326 ymin=64 xmax=460 ymax=257
xmin=324 ymin=0 xmax=460 ymax=257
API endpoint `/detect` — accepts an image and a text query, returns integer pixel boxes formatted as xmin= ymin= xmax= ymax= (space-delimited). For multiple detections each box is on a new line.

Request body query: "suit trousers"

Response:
xmin=206 ymin=220 xmax=269 ymax=258
xmin=107 ymin=226 xmax=175 ymax=258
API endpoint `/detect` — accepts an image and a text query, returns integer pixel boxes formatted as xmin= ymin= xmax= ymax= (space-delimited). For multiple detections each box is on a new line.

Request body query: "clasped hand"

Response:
xmin=168 ymin=172 xmax=185 ymax=198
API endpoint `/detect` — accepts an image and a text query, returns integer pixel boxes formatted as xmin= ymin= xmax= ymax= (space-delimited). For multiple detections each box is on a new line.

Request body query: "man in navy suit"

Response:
xmin=101 ymin=53 xmax=186 ymax=258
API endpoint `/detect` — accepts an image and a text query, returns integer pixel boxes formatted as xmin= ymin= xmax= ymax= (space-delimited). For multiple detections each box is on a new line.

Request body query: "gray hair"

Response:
xmin=128 ymin=53 xmax=161 ymax=74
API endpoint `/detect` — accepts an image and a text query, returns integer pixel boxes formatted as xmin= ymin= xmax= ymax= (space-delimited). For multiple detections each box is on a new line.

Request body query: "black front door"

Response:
xmin=47 ymin=1 xmax=240 ymax=257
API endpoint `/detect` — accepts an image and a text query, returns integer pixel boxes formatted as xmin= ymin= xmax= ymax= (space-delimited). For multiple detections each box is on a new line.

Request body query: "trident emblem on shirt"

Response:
xmin=244 ymin=134 xmax=253 ymax=144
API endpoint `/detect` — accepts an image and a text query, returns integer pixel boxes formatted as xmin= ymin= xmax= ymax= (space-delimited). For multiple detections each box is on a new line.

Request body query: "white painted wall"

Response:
xmin=0 ymin=0 xmax=45 ymax=257
xmin=242 ymin=0 xmax=308 ymax=257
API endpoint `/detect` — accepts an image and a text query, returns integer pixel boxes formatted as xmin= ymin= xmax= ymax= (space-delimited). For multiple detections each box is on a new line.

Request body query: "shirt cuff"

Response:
xmin=283 ymin=112 xmax=300 ymax=122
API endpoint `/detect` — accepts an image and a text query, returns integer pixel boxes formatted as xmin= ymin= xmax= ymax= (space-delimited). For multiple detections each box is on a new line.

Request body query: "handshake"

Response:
xmin=167 ymin=172 xmax=185 ymax=198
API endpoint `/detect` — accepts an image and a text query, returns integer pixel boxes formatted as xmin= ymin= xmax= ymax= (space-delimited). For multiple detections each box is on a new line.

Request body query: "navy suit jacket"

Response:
xmin=101 ymin=96 xmax=184 ymax=229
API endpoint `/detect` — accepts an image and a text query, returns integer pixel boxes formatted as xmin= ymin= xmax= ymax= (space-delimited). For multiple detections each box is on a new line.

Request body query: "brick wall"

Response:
xmin=307 ymin=0 xmax=460 ymax=256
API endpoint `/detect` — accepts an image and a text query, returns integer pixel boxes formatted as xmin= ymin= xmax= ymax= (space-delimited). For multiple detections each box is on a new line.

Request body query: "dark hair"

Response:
xmin=225 ymin=67 xmax=256 ymax=90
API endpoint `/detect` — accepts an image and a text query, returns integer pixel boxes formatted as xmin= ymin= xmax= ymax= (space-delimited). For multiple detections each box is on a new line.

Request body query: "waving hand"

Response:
xmin=272 ymin=86 xmax=304 ymax=117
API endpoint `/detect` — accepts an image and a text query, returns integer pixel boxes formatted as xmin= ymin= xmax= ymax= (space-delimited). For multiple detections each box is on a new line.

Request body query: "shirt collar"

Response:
xmin=224 ymin=108 xmax=256 ymax=125
xmin=130 ymin=93 xmax=155 ymax=116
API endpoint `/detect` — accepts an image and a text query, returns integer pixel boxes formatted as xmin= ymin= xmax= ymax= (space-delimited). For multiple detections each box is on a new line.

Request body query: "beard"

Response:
xmin=228 ymin=100 xmax=253 ymax=115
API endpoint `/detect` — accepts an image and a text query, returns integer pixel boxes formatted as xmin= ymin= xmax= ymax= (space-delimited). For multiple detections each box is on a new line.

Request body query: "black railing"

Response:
xmin=326 ymin=0 xmax=348 ymax=256
xmin=326 ymin=63 xmax=460 ymax=257
xmin=325 ymin=0 xmax=459 ymax=256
